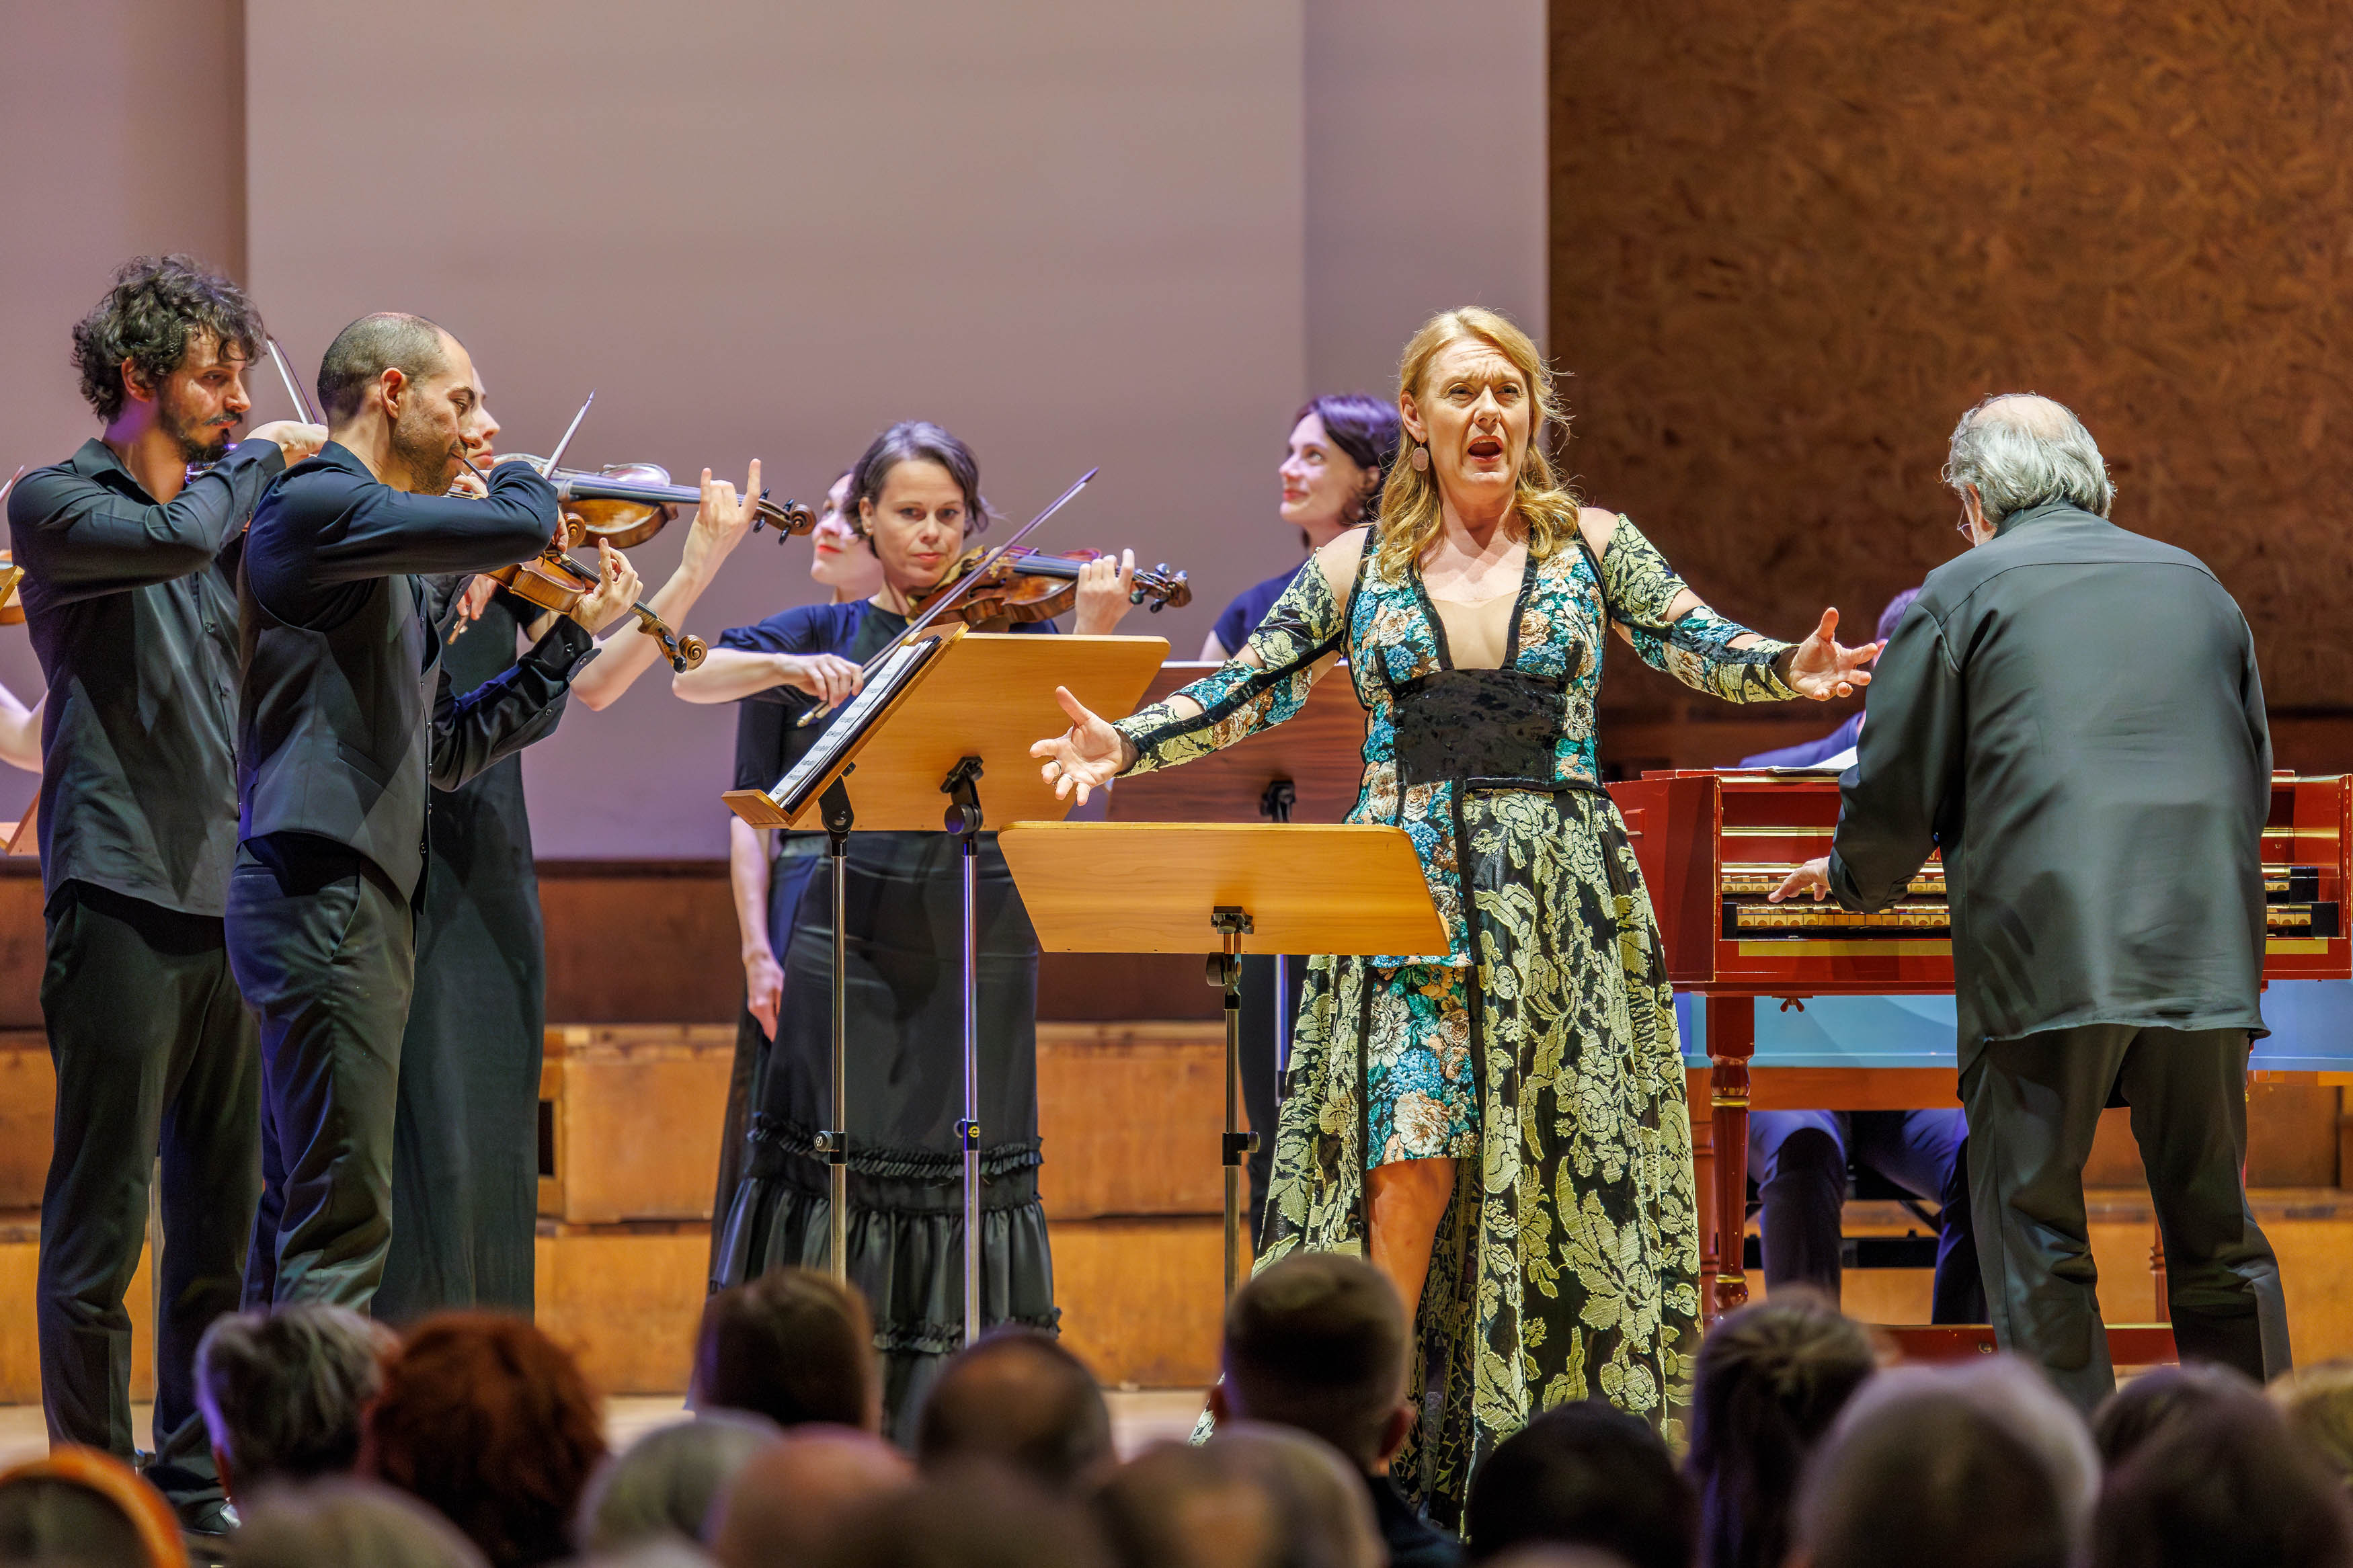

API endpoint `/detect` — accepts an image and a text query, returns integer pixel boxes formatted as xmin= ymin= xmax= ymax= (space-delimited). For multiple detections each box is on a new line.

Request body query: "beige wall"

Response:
xmin=0 ymin=0 xmax=245 ymax=826
xmin=1305 ymin=0 xmax=1548 ymax=399
xmin=2 ymin=1 xmax=1545 ymax=857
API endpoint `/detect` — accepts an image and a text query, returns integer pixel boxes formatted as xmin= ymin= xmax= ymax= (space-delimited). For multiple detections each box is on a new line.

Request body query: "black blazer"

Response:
xmin=239 ymin=442 xmax=593 ymax=899
xmin=1827 ymin=501 xmax=2271 ymax=1065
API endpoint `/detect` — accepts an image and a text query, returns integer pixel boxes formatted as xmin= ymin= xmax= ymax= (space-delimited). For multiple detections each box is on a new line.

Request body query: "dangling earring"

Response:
xmin=1408 ymin=442 xmax=1429 ymax=472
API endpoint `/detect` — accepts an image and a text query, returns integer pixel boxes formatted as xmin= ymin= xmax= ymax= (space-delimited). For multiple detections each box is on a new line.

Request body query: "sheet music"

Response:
xmin=766 ymin=635 xmax=945 ymax=818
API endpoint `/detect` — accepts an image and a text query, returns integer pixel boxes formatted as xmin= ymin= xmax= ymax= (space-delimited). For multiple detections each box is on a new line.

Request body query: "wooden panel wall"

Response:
xmin=1551 ymin=0 xmax=2353 ymax=740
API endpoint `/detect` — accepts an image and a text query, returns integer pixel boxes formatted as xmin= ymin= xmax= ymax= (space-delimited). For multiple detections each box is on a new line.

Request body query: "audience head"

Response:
xmin=2276 ymin=1360 xmax=2353 ymax=1485
xmin=0 ymin=1447 xmax=186 ymax=1568
xmin=1464 ymin=1400 xmax=1696 ymax=1568
xmin=360 ymin=1312 xmax=606 ymax=1568
xmin=807 ymin=1468 xmax=1105 ymax=1568
xmin=228 ymin=1478 xmax=489 ymax=1568
xmin=709 ymin=1424 xmax=913 ymax=1568
xmin=1093 ymin=1427 xmax=1378 ymax=1568
xmin=574 ymin=1411 xmax=781 ymax=1554
xmin=195 ymin=1303 xmax=396 ymax=1500
xmin=694 ymin=1267 xmax=879 ymax=1434
xmin=1213 ymin=1253 xmax=1411 ymax=1475
xmin=2092 ymin=1387 xmax=2353 ymax=1568
xmin=1685 ymin=1295 xmax=1877 ymax=1568
xmin=1796 ymin=1372 xmax=2071 ymax=1568
xmin=2092 ymin=1361 xmax=2259 ymax=1469
xmin=914 ymin=1329 xmax=1114 ymax=1494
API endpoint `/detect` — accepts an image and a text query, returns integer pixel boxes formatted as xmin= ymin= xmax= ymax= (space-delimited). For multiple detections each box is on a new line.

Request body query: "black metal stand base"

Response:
xmin=819 ymin=774 xmax=855 ymax=1282
xmin=1208 ymin=905 xmax=1260 ymax=1298
xmin=942 ymin=755 xmax=986 ymax=1344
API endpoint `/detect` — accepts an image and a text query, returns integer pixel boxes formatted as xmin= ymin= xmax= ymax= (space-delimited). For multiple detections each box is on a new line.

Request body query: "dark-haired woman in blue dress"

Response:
xmin=676 ymin=419 xmax=1136 ymax=1437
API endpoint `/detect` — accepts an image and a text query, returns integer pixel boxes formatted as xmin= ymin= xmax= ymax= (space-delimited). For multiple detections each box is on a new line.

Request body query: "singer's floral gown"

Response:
xmin=1117 ymin=519 xmax=1798 ymax=1526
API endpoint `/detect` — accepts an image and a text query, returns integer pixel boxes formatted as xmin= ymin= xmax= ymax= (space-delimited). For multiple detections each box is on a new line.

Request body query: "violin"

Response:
xmin=906 ymin=546 xmax=1191 ymax=627
xmin=488 ymin=513 xmax=709 ymax=672
xmin=504 ymin=457 xmax=817 ymax=548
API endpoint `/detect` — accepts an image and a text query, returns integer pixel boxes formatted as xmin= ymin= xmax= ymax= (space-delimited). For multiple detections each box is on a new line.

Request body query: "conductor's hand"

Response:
xmin=1769 ymin=856 xmax=1833 ymax=903
xmin=1786 ymin=608 xmax=1882 ymax=701
xmin=569 ymin=540 xmax=643 ymax=635
xmin=1072 ymin=548 xmax=1138 ymax=634
xmin=1029 ymin=684 xmax=1131 ymax=805
xmin=775 ymin=653 xmax=864 ymax=710
xmin=250 ymin=420 xmax=327 ymax=467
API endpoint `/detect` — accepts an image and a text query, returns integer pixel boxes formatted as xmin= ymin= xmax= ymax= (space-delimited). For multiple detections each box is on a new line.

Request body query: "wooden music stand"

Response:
xmin=721 ymin=627 xmax=1166 ymax=1339
xmin=997 ymin=821 xmax=1444 ymax=1295
xmin=1107 ymin=661 xmax=1366 ymax=1069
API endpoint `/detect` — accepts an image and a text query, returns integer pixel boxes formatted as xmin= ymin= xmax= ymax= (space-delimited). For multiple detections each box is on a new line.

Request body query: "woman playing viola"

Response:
xmin=1031 ymin=308 xmax=1878 ymax=1516
xmin=680 ymin=419 xmax=1136 ymax=1437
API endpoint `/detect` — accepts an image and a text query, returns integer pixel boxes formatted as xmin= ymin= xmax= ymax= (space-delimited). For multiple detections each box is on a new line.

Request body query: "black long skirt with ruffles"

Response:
xmin=710 ymin=829 xmax=1056 ymax=1440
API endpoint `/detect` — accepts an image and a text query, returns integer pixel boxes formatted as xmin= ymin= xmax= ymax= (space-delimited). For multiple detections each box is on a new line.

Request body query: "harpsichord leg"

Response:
xmin=1708 ymin=995 xmax=1757 ymax=1319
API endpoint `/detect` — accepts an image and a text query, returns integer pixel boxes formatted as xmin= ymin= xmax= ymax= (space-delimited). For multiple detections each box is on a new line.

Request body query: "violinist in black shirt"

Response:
xmin=5 ymin=255 xmax=324 ymax=1535
xmin=229 ymin=312 xmax=636 ymax=1315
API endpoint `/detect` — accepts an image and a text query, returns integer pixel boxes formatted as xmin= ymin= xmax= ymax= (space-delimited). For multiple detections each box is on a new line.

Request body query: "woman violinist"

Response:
xmin=369 ymin=378 xmax=764 ymax=1327
xmin=678 ymin=419 xmax=1138 ymax=1437
xmin=705 ymin=466 xmax=883 ymax=1271
xmin=1031 ymin=308 xmax=1878 ymax=1514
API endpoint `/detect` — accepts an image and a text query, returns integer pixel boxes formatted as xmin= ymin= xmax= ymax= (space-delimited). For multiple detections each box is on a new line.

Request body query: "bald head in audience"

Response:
xmin=813 ymin=1467 xmax=1107 ymax=1568
xmin=914 ymin=1329 xmax=1114 ymax=1493
xmin=1093 ymin=1424 xmax=1381 ymax=1568
xmin=709 ymin=1424 xmax=912 ymax=1568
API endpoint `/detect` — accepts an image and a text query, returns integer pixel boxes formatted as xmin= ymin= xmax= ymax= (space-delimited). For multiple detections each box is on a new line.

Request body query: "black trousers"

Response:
xmin=37 ymin=881 xmax=258 ymax=1508
xmin=1750 ymin=1109 xmax=1985 ymax=1323
xmin=225 ymin=835 xmax=416 ymax=1313
xmin=1962 ymin=1022 xmax=2290 ymax=1413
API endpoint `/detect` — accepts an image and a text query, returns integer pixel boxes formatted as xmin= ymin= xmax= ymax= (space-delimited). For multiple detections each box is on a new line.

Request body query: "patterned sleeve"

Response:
xmin=1601 ymin=518 xmax=1800 ymax=704
xmin=1114 ymin=556 xmax=1349 ymax=775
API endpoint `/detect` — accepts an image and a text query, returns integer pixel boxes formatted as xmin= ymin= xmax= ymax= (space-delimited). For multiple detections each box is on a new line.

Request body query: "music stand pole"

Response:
xmin=816 ymin=776 xmax=855 ymax=1282
xmin=944 ymin=757 xmax=986 ymax=1344
xmin=1210 ymin=907 xmax=1259 ymax=1297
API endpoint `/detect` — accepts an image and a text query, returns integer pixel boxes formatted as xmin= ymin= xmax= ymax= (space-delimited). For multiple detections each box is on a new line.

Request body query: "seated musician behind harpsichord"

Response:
xmin=1773 ymin=395 xmax=2282 ymax=1413
xmin=1741 ymin=588 xmax=1984 ymax=1323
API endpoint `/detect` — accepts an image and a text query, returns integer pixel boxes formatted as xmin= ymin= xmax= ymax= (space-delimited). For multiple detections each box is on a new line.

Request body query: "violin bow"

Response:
xmin=795 ymin=465 xmax=1099 ymax=727
xmin=539 ymin=390 xmax=596 ymax=478
xmin=265 ymin=336 xmax=325 ymax=426
xmin=0 ymin=466 xmax=25 ymax=513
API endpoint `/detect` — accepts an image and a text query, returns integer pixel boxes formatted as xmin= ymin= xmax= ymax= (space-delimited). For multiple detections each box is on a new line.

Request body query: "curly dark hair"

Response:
xmin=70 ymin=254 xmax=263 ymax=425
xmin=361 ymin=1313 xmax=606 ymax=1568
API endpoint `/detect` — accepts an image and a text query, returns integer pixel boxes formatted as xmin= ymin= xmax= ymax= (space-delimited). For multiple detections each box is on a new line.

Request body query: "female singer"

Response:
xmin=707 ymin=467 xmax=885 ymax=1263
xmin=1031 ymin=308 xmax=1878 ymax=1517
xmin=680 ymin=419 xmax=1135 ymax=1437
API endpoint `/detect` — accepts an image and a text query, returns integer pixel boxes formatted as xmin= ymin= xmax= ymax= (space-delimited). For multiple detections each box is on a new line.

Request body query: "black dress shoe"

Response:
xmin=177 ymin=1494 xmax=239 ymax=1553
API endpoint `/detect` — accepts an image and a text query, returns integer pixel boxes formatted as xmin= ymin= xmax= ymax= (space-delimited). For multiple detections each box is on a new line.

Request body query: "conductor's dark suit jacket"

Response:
xmin=238 ymin=442 xmax=594 ymax=900
xmin=1826 ymin=501 xmax=2270 ymax=1069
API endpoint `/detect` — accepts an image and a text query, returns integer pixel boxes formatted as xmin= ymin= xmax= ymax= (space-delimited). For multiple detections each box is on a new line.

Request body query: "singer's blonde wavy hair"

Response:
xmin=1372 ymin=306 xmax=1583 ymax=583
